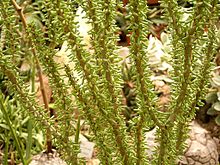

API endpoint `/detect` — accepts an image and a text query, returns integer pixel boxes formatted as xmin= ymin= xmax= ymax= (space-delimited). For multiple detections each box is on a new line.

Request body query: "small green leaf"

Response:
xmin=160 ymin=32 xmax=169 ymax=44
xmin=206 ymin=92 xmax=218 ymax=103
xmin=21 ymin=116 xmax=30 ymax=126
xmin=215 ymin=115 xmax=220 ymax=126
xmin=151 ymin=18 xmax=167 ymax=25
xmin=207 ymin=107 xmax=217 ymax=116
xmin=213 ymin=102 xmax=220 ymax=111
xmin=49 ymin=103 xmax=56 ymax=109
xmin=0 ymin=123 xmax=10 ymax=130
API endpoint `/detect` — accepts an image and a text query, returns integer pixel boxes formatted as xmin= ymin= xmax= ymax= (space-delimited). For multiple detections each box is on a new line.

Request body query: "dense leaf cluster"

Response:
xmin=0 ymin=0 xmax=219 ymax=164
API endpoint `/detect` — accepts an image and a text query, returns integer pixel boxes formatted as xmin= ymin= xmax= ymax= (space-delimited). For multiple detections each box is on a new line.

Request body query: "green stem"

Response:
xmin=73 ymin=116 xmax=81 ymax=165
xmin=26 ymin=119 xmax=32 ymax=161
xmin=157 ymin=130 xmax=167 ymax=165
xmin=26 ymin=64 xmax=35 ymax=160
xmin=3 ymin=135 xmax=9 ymax=165
xmin=129 ymin=0 xmax=162 ymax=163
xmin=175 ymin=123 xmax=185 ymax=155
xmin=75 ymin=116 xmax=80 ymax=144
xmin=64 ymin=65 xmax=110 ymax=164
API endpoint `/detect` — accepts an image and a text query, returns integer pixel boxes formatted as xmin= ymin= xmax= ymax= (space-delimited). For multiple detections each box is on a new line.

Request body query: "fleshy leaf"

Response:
xmin=206 ymin=92 xmax=218 ymax=103
xmin=0 ymin=123 xmax=10 ymax=130
xmin=215 ymin=116 xmax=220 ymax=126
xmin=160 ymin=32 xmax=169 ymax=44
xmin=207 ymin=107 xmax=217 ymax=116
xmin=213 ymin=102 xmax=220 ymax=111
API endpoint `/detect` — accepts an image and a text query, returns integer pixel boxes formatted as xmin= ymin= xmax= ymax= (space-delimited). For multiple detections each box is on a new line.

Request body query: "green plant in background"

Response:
xmin=0 ymin=93 xmax=26 ymax=165
xmin=206 ymin=66 xmax=220 ymax=125
xmin=0 ymin=0 xmax=219 ymax=165
xmin=204 ymin=25 xmax=220 ymax=125
xmin=0 ymin=93 xmax=44 ymax=164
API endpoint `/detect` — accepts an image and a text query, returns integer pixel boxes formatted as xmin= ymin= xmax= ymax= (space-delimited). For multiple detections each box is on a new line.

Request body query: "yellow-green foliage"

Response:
xmin=0 ymin=0 xmax=219 ymax=164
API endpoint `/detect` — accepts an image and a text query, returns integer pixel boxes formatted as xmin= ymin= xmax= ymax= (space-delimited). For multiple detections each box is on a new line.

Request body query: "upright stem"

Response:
xmin=26 ymin=63 xmax=35 ymax=160
xmin=129 ymin=0 xmax=162 ymax=163
xmin=36 ymin=58 xmax=52 ymax=153
xmin=11 ymin=0 xmax=27 ymax=28
xmin=11 ymin=0 xmax=53 ymax=153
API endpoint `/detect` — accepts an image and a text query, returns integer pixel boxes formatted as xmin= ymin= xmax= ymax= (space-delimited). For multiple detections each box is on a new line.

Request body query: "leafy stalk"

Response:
xmin=11 ymin=0 xmax=53 ymax=154
xmin=3 ymin=135 xmax=9 ymax=165
xmin=25 ymin=62 xmax=35 ymax=160
xmin=156 ymin=0 xmax=220 ymax=163
xmin=52 ymin=0 xmax=131 ymax=163
xmin=0 ymin=0 xmax=219 ymax=164
xmin=129 ymin=0 xmax=163 ymax=163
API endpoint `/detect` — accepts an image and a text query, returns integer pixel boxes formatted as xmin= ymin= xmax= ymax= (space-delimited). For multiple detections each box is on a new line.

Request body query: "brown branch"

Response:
xmin=11 ymin=0 xmax=53 ymax=153
xmin=32 ymin=45 xmax=53 ymax=154
xmin=11 ymin=0 xmax=27 ymax=29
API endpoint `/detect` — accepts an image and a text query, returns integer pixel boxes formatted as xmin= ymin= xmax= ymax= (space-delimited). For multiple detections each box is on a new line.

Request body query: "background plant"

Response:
xmin=0 ymin=0 xmax=219 ymax=165
xmin=0 ymin=94 xmax=44 ymax=164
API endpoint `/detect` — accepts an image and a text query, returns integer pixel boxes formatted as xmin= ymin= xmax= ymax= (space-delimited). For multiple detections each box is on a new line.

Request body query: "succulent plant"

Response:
xmin=1 ymin=0 xmax=219 ymax=164
xmin=206 ymin=71 xmax=220 ymax=126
